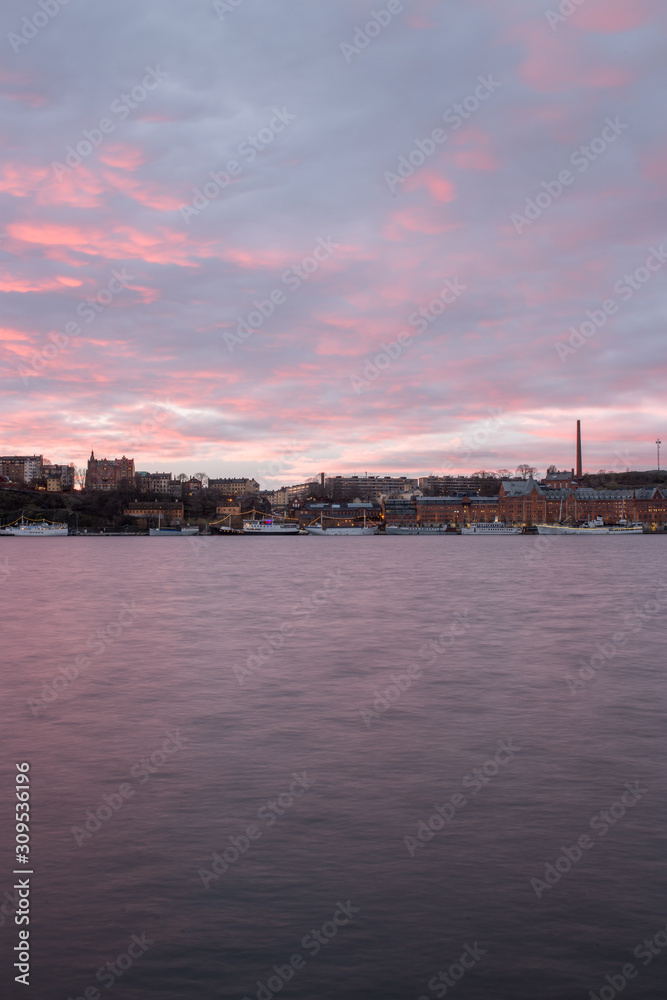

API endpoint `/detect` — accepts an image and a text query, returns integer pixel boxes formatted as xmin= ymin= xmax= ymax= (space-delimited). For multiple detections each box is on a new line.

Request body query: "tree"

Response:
xmin=74 ymin=467 xmax=87 ymax=490
xmin=516 ymin=464 xmax=535 ymax=480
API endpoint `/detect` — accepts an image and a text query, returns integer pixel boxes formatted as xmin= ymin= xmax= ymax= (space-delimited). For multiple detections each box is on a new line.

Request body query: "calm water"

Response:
xmin=1 ymin=536 xmax=666 ymax=999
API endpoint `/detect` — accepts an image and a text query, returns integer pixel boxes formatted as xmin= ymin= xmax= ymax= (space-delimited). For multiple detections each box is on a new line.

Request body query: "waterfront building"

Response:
xmin=124 ymin=501 xmax=184 ymax=523
xmin=383 ymin=498 xmax=419 ymax=530
xmin=383 ymin=494 xmax=500 ymax=528
xmin=326 ymin=475 xmax=418 ymax=501
xmin=136 ymin=471 xmax=174 ymax=494
xmin=42 ymin=464 xmax=75 ymax=491
xmin=497 ymin=480 xmax=667 ymax=524
xmin=292 ymin=500 xmax=380 ymax=528
xmin=85 ymin=452 xmax=135 ymax=491
xmin=0 ymin=455 xmax=43 ymax=483
xmin=208 ymin=478 xmax=260 ymax=496
xmin=542 ymin=470 xmax=579 ymax=489
xmin=418 ymin=475 xmax=484 ymax=494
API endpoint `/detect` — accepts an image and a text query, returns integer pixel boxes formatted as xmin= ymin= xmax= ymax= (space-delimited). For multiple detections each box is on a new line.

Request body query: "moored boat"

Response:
xmin=243 ymin=518 xmax=301 ymax=535
xmin=305 ymin=509 xmax=377 ymax=535
xmin=149 ymin=526 xmax=199 ymax=536
xmin=461 ymin=521 xmax=521 ymax=534
xmin=0 ymin=516 xmax=68 ymax=536
xmin=536 ymin=518 xmax=642 ymax=535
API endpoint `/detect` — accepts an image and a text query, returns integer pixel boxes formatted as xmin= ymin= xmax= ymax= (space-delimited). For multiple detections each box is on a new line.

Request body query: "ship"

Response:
xmin=149 ymin=526 xmax=199 ymax=536
xmin=461 ymin=521 xmax=522 ymax=535
xmin=243 ymin=518 xmax=301 ymax=535
xmin=0 ymin=516 xmax=68 ymax=536
xmin=209 ymin=522 xmax=244 ymax=535
xmin=536 ymin=519 xmax=643 ymax=535
xmin=305 ymin=510 xmax=377 ymax=535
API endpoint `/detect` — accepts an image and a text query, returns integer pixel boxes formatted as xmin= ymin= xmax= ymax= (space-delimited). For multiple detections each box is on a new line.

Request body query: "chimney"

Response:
xmin=576 ymin=420 xmax=582 ymax=478
xmin=320 ymin=472 xmax=325 ymax=488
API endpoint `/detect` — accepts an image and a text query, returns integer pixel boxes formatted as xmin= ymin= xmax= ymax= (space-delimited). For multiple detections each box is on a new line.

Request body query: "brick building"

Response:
xmin=85 ymin=452 xmax=135 ymax=491
xmin=42 ymin=464 xmax=75 ymax=492
xmin=208 ymin=478 xmax=260 ymax=496
xmin=383 ymin=495 xmax=500 ymax=528
xmin=497 ymin=479 xmax=667 ymax=525
xmin=327 ymin=475 xmax=418 ymax=501
xmin=135 ymin=471 xmax=175 ymax=494
xmin=0 ymin=455 xmax=43 ymax=483
xmin=124 ymin=501 xmax=184 ymax=524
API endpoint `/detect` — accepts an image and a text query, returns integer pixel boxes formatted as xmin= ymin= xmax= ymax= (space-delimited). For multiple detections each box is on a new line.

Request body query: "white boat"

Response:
xmin=243 ymin=518 xmax=301 ymax=535
xmin=536 ymin=518 xmax=642 ymax=535
xmin=305 ymin=510 xmax=377 ymax=535
xmin=149 ymin=526 xmax=199 ymax=536
xmin=461 ymin=521 xmax=521 ymax=534
xmin=0 ymin=516 xmax=68 ymax=536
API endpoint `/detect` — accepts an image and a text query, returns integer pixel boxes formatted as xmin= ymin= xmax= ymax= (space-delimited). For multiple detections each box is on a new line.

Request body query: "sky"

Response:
xmin=0 ymin=0 xmax=665 ymax=486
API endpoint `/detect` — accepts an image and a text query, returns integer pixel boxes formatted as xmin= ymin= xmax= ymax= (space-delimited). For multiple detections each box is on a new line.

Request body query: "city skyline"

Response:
xmin=1 ymin=0 xmax=665 ymax=482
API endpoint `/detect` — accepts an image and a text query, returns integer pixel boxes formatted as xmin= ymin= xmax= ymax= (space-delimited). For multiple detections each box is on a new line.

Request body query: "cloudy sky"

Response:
xmin=1 ymin=0 xmax=665 ymax=484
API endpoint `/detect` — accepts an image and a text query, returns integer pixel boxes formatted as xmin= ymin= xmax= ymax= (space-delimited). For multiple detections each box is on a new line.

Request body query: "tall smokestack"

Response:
xmin=320 ymin=471 xmax=325 ymax=488
xmin=576 ymin=420 xmax=582 ymax=478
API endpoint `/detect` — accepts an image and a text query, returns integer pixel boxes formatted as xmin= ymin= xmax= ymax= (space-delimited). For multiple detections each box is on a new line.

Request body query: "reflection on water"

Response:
xmin=1 ymin=537 xmax=666 ymax=999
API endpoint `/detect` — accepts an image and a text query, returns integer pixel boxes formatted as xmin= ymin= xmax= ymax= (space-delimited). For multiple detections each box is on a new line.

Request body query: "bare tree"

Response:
xmin=74 ymin=467 xmax=87 ymax=490
xmin=516 ymin=464 xmax=536 ymax=480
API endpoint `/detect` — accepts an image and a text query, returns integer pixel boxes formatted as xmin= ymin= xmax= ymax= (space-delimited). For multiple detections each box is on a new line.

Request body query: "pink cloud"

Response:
xmin=8 ymin=219 xmax=196 ymax=268
xmin=573 ymin=0 xmax=656 ymax=33
xmin=505 ymin=23 xmax=633 ymax=92
xmin=383 ymin=205 xmax=458 ymax=240
xmin=403 ymin=170 xmax=457 ymax=202
xmin=97 ymin=145 xmax=146 ymax=170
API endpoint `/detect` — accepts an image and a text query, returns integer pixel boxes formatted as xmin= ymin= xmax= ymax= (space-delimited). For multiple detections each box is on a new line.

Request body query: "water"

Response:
xmin=1 ymin=536 xmax=666 ymax=999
